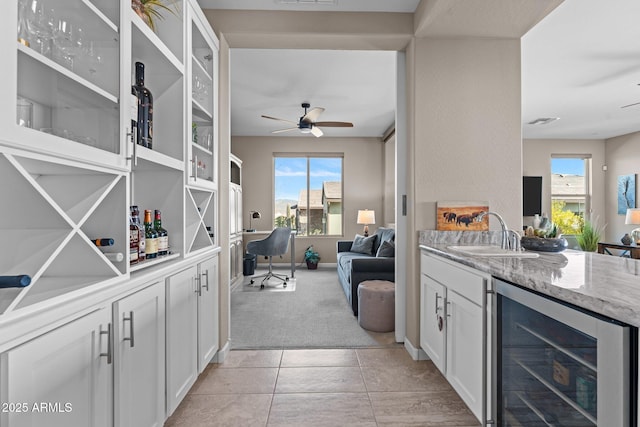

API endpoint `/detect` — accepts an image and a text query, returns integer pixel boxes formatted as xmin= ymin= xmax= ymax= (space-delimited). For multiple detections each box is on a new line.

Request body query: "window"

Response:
xmin=274 ymin=155 xmax=343 ymax=236
xmin=550 ymin=156 xmax=590 ymax=234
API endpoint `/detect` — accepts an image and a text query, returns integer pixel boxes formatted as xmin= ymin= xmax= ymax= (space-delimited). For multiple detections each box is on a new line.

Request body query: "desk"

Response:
xmin=597 ymin=242 xmax=640 ymax=259
xmin=243 ymin=230 xmax=296 ymax=278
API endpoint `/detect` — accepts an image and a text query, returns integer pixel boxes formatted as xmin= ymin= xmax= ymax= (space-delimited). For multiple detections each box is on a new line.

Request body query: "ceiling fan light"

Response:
xmin=300 ymin=128 xmax=312 ymax=134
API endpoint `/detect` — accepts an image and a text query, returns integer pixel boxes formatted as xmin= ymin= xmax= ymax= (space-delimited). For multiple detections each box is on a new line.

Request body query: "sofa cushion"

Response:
xmin=373 ymin=227 xmax=395 ymax=254
xmin=376 ymin=240 xmax=395 ymax=257
xmin=350 ymin=234 xmax=377 ymax=255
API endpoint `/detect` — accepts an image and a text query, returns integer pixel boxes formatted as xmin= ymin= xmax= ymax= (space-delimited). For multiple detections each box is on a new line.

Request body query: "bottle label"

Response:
xmin=130 ymin=248 xmax=139 ymax=262
xmin=139 ymin=230 xmax=146 ymax=259
xmin=552 ymin=359 xmax=570 ymax=386
xmin=130 ymin=93 xmax=138 ymax=122
xmin=146 ymin=237 xmax=158 ymax=256
xmin=157 ymin=236 xmax=168 ymax=253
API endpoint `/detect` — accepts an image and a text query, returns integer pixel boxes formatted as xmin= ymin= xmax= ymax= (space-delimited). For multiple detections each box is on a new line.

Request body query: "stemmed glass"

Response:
xmin=25 ymin=0 xmax=55 ymax=57
xmin=53 ymin=19 xmax=82 ymax=71
xmin=84 ymin=41 xmax=103 ymax=79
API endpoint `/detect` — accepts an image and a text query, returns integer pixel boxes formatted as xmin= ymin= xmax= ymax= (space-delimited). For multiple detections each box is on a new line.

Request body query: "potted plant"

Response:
xmin=131 ymin=0 xmax=178 ymax=32
xmin=304 ymin=245 xmax=320 ymax=270
xmin=576 ymin=218 xmax=605 ymax=252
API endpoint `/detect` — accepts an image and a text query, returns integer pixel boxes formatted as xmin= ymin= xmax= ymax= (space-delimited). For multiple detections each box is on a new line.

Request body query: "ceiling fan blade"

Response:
xmin=314 ymin=121 xmax=354 ymax=128
xmin=272 ymin=128 xmax=298 ymax=134
xmin=310 ymin=126 xmax=323 ymax=138
xmin=621 ymin=102 xmax=640 ymax=109
xmin=262 ymin=115 xmax=297 ymax=125
xmin=301 ymin=107 xmax=325 ymax=124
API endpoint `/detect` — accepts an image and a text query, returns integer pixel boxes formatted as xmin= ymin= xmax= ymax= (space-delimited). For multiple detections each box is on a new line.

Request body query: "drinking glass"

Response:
xmin=84 ymin=41 xmax=103 ymax=78
xmin=16 ymin=97 xmax=33 ymax=128
xmin=25 ymin=1 xmax=55 ymax=57
xmin=53 ymin=19 xmax=81 ymax=71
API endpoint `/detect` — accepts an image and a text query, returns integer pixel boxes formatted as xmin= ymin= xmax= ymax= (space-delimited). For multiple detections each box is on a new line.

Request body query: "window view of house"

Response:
xmin=274 ymin=156 xmax=343 ymax=236
xmin=550 ymin=156 xmax=590 ymax=234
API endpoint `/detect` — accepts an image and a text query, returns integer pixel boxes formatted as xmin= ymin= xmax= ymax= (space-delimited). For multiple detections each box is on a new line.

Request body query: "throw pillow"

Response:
xmin=351 ymin=234 xmax=376 ymax=255
xmin=373 ymin=227 xmax=395 ymax=254
xmin=376 ymin=240 xmax=395 ymax=257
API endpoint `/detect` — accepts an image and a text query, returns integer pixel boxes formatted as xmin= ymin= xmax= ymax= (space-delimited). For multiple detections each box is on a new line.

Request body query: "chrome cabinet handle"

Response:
xmin=123 ymin=311 xmax=135 ymax=348
xmin=446 ymin=300 xmax=452 ymax=318
xmin=194 ymin=275 xmax=201 ymax=296
xmin=201 ymin=270 xmax=209 ymax=291
xmin=100 ymin=323 xmax=113 ymax=364
xmin=127 ymin=127 xmax=138 ymax=166
xmin=435 ymin=293 xmax=442 ymax=314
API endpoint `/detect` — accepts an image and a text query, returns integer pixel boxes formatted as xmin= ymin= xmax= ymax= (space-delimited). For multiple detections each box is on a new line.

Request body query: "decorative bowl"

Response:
xmin=521 ymin=236 xmax=568 ymax=252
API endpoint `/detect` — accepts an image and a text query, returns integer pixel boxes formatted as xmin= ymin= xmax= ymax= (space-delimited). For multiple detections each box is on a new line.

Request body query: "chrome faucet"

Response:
xmin=477 ymin=211 xmax=521 ymax=251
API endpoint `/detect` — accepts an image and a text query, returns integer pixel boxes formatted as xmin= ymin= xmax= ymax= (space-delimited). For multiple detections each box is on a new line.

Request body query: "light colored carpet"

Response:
xmin=230 ymin=266 xmax=396 ymax=349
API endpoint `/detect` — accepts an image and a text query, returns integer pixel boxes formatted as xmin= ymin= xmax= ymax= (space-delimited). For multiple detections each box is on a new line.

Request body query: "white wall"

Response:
xmin=232 ymin=136 xmax=384 ymax=264
xmin=522 ymin=138 xmax=606 ymax=229
xmin=604 ymin=132 xmax=640 ymax=242
xmin=405 ymin=37 xmax=523 ymax=346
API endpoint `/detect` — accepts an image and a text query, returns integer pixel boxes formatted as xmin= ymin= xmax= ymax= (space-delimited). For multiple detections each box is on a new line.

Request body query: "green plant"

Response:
xmin=576 ymin=218 xmax=605 ymax=252
xmin=303 ymin=245 xmax=320 ymax=264
xmin=132 ymin=0 xmax=179 ymax=32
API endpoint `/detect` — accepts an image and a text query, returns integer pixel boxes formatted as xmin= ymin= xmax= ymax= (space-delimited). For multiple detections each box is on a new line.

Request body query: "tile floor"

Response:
xmin=164 ymin=347 xmax=480 ymax=426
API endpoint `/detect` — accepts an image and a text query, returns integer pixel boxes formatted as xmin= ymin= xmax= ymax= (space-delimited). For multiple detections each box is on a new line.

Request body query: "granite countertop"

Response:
xmin=418 ymin=231 xmax=640 ymax=328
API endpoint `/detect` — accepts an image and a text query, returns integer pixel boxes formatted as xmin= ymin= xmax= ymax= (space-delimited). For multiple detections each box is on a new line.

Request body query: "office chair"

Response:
xmin=246 ymin=227 xmax=291 ymax=289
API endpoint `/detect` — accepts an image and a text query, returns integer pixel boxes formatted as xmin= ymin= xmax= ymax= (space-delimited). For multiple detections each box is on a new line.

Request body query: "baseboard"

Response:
xmin=213 ymin=340 xmax=231 ymax=364
xmin=404 ymin=337 xmax=429 ymax=361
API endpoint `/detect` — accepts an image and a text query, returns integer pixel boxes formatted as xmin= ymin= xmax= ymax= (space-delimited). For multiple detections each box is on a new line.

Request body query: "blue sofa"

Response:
xmin=336 ymin=227 xmax=395 ymax=316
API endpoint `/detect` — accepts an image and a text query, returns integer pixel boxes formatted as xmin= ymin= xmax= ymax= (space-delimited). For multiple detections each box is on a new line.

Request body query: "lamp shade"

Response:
xmin=625 ymin=208 xmax=640 ymax=225
xmin=357 ymin=209 xmax=375 ymax=225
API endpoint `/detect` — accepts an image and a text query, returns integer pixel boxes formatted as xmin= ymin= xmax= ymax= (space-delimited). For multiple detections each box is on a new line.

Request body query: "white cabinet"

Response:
xmin=197 ymin=256 xmax=219 ymax=372
xmin=165 ymin=254 xmax=219 ymax=416
xmin=113 ymin=281 xmax=165 ymax=427
xmin=420 ymin=275 xmax=446 ymax=372
xmin=420 ymin=251 xmax=491 ymax=424
xmin=165 ymin=264 xmax=199 ymax=416
xmin=0 ymin=308 xmax=113 ymax=427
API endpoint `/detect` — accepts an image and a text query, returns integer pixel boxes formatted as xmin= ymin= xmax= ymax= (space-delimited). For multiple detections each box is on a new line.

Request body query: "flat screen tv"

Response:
xmin=523 ymin=176 xmax=542 ymax=216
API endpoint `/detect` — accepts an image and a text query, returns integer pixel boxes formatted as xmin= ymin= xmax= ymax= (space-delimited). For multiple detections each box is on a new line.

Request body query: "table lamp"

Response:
xmin=625 ymin=208 xmax=640 ymax=244
xmin=357 ymin=209 xmax=375 ymax=237
xmin=247 ymin=211 xmax=261 ymax=232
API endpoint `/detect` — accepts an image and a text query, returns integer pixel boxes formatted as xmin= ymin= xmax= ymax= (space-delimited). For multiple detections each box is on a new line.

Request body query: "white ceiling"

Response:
xmin=200 ymin=0 xmax=640 ymax=140
xmin=523 ymin=0 xmax=640 ymax=139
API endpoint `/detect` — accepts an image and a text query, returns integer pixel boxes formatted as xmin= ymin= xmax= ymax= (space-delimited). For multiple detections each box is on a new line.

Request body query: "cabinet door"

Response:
xmin=166 ymin=265 xmax=198 ymax=416
xmin=114 ymin=282 xmax=165 ymax=427
xmin=1 ymin=308 xmax=112 ymax=427
xmin=229 ymin=186 xmax=238 ymax=234
xmin=420 ymin=275 xmax=446 ymax=373
xmin=446 ymin=289 xmax=483 ymax=421
xmin=198 ymin=256 xmax=219 ymax=372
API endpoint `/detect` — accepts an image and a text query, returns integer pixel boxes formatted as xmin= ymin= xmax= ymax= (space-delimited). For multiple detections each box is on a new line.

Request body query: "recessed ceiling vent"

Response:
xmin=276 ymin=0 xmax=338 ymax=5
xmin=527 ymin=117 xmax=560 ymax=125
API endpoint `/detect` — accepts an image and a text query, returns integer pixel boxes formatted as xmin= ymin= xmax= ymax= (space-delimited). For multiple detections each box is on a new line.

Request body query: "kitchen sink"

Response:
xmin=446 ymin=245 xmax=540 ymax=258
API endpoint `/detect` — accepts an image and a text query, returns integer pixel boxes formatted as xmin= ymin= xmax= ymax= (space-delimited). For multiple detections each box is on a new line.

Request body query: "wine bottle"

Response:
xmin=133 ymin=62 xmax=153 ymax=149
xmin=92 ymin=238 xmax=114 ymax=247
xmin=130 ymin=85 xmax=138 ymax=145
xmin=144 ymin=209 xmax=159 ymax=259
xmin=0 ymin=275 xmax=31 ymax=288
xmin=131 ymin=206 xmax=145 ymax=261
xmin=154 ymin=209 xmax=169 ymax=256
xmin=129 ymin=211 xmax=139 ymax=264
xmin=104 ymin=253 xmax=124 ymax=262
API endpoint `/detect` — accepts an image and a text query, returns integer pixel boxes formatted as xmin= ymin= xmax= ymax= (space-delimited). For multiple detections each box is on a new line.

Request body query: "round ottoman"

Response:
xmin=357 ymin=280 xmax=395 ymax=332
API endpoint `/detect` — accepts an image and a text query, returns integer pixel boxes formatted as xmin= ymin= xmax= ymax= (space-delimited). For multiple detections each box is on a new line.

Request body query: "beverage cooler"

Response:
xmin=495 ymin=279 xmax=637 ymax=426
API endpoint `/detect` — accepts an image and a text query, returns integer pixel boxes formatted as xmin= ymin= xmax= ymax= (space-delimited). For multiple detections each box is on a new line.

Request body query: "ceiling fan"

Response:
xmin=261 ymin=102 xmax=354 ymax=137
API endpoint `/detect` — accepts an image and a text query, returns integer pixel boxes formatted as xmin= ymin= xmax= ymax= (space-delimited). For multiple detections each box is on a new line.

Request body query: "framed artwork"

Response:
xmin=617 ymin=174 xmax=636 ymax=214
xmin=436 ymin=201 xmax=489 ymax=231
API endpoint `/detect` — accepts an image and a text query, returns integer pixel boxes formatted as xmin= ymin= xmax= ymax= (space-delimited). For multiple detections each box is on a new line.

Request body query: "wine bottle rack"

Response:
xmin=0 ymin=151 xmax=126 ymax=314
xmin=185 ymin=187 xmax=215 ymax=255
